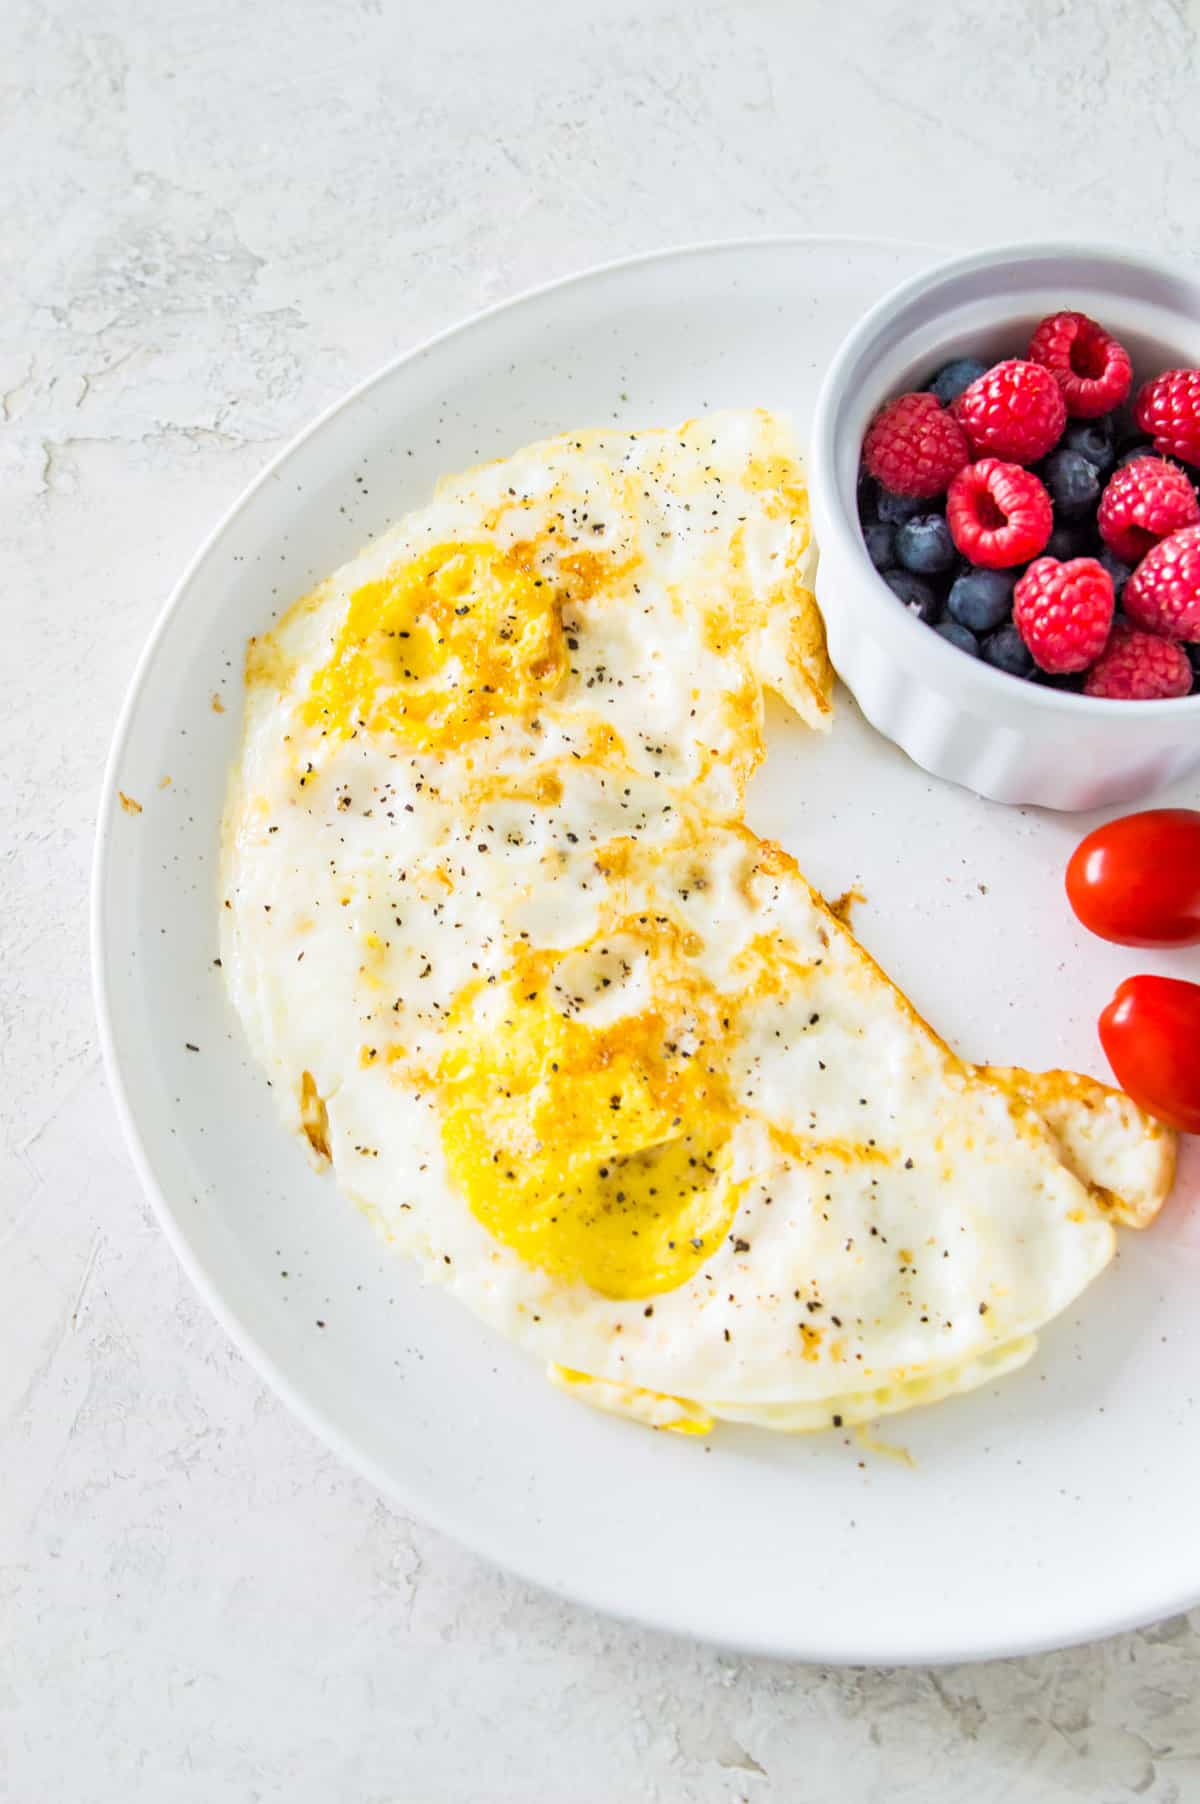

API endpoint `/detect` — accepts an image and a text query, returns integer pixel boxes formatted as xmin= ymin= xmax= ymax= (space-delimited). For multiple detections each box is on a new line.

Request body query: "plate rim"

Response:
xmin=92 ymin=231 xmax=1198 ymax=1664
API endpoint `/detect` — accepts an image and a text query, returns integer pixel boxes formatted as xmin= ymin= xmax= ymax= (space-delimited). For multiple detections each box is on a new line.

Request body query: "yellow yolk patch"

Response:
xmin=436 ymin=975 xmax=741 ymax=1299
xmin=299 ymin=1070 xmax=331 ymax=1163
xmin=303 ymin=541 xmax=566 ymax=748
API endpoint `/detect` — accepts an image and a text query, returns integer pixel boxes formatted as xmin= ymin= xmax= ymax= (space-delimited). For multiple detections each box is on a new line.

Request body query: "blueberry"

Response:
xmin=1062 ymin=416 xmax=1115 ymax=475
xmin=1042 ymin=448 xmax=1101 ymax=519
xmin=883 ymin=568 xmax=939 ymax=623
xmin=1186 ymin=642 xmax=1200 ymax=688
xmin=1110 ymin=406 xmax=1139 ymax=449
xmin=946 ymin=567 xmax=1016 ymax=633
xmin=895 ymin=512 xmax=955 ymax=575
xmin=876 ymin=487 xmax=924 ymax=525
xmin=982 ymin=622 xmax=1035 ymax=678
xmin=926 ymin=357 xmax=988 ymax=407
xmin=857 ymin=471 xmax=878 ymax=519
xmin=1117 ymin=441 xmax=1159 ymax=468
xmin=862 ymin=521 xmax=895 ymax=570
xmin=935 ymin=620 xmax=980 ymax=657
xmin=1097 ymin=546 xmax=1133 ymax=598
xmin=1037 ymin=669 xmax=1085 ymax=691
xmin=1045 ymin=520 xmax=1094 ymax=561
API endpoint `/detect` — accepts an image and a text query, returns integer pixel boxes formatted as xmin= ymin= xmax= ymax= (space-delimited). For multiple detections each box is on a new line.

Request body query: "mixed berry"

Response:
xmin=857 ymin=310 xmax=1200 ymax=699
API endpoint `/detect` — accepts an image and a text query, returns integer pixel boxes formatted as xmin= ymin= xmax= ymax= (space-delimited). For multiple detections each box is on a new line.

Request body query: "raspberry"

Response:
xmin=952 ymin=359 xmax=1066 ymax=463
xmin=1096 ymin=457 xmax=1200 ymax=562
xmin=1083 ymin=624 xmax=1193 ymax=700
xmin=1027 ymin=311 xmax=1133 ymax=418
xmin=946 ymin=458 xmax=1053 ymax=569
xmin=1013 ymin=557 xmax=1115 ymax=674
xmin=1134 ymin=369 xmax=1200 ymax=466
xmin=862 ymin=392 xmax=969 ymax=498
xmin=1123 ymin=524 xmax=1200 ymax=639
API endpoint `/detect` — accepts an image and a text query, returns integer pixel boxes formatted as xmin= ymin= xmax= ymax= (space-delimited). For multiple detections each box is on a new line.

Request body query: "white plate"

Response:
xmin=94 ymin=237 xmax=1200 ymax=1665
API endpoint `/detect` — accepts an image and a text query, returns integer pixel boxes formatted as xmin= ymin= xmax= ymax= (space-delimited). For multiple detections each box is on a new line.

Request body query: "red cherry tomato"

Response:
xmin=1066 ymin=808 xmax=1200 ymax=947
xmin=1099 ymin=975 xmax=1200 ymax=1134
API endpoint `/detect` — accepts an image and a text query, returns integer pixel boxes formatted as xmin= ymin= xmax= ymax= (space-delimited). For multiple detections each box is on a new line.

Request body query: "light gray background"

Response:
xmin=5 ymin=1 xmax=1200 ymax=1797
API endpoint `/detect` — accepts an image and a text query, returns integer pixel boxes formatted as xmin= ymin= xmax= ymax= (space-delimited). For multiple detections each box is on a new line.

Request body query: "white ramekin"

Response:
xmin=809 ymin=243 xmax=1200 ymax=812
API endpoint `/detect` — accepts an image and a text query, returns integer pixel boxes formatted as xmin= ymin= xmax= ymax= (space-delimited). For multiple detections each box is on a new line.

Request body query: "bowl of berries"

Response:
xmin=809 ymin=243 xmax=1200 ymax=810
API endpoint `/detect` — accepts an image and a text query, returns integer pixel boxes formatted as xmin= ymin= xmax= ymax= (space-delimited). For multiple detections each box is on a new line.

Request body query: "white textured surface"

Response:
xmin=6 ymin=0 xmax=1200 ymax=1796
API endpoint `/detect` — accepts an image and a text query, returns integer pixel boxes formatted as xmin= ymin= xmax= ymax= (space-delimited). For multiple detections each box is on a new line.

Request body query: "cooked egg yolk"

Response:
xmin=437 ymin=978 xmax=740 ymax=1299
xmin=303 ymin=541 xmax=566 ymax=748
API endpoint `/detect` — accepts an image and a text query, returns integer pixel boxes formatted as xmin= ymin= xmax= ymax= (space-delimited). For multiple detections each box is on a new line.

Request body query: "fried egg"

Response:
xmin=222 ymin=410 xmax=1174 ymax=1437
